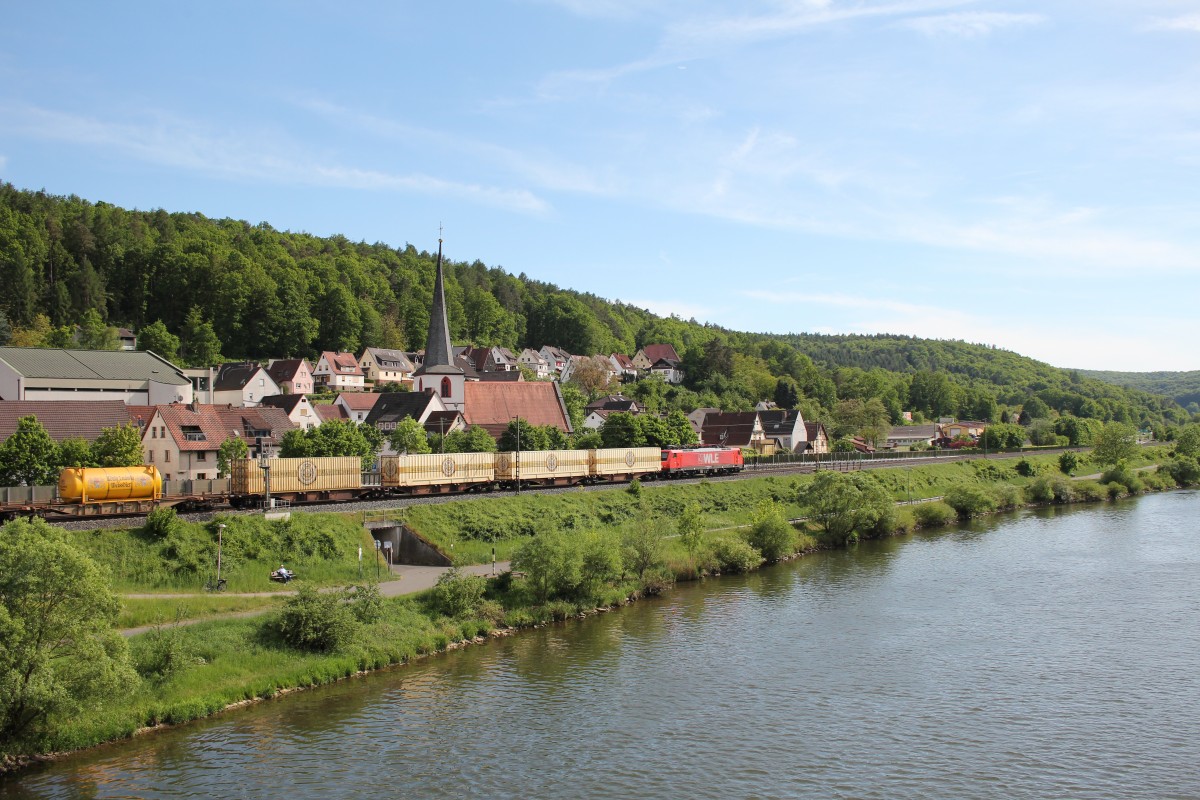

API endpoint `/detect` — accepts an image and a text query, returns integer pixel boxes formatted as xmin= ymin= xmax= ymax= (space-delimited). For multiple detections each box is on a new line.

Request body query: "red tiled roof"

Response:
xmin=153 ymin=403 xmax=296 ymax=451
xmin=642 ymin=344 xmax=680 ymax=363
xmin=700 ymin=412 xmax=759 ymax=447
xmin=463 ymin=382 xmax=572 ymax=437
xmin=314 ymin=403 xmax=347 ymax=422
xmin=336 ymin=392 xmax=380 ymax=411
xmin=0 ymin=400 xmax=141 ymax=442
xmin=320 ymin=351 xmax=363 ymax=375
xmin=266 ymin=358 xmax=311 ymax=383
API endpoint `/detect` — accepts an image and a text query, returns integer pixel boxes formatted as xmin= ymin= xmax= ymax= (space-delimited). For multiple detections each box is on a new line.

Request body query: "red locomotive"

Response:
xmin=659 ymin=446 xmax=744 ymax=478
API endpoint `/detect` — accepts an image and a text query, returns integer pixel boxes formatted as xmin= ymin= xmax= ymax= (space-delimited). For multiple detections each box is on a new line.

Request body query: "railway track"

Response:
xmin=49 ymin=448 xmax=1051 ymax=531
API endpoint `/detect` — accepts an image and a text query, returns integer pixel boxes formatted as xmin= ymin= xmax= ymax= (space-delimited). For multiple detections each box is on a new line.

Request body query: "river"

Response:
xmin=5 ymin=490 xmax=1199 ymax=799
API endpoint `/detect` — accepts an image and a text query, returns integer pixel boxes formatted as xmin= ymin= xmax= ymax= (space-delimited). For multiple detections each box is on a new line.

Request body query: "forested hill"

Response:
xmin=1078 ymin=370 xmax=1200 ymax=412
xmin=0 ymin=184 xmax=1190 ymax=432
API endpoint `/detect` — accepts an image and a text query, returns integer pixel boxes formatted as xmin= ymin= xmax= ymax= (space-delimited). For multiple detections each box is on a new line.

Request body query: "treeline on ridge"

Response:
xmin=0 ymin=183 xmax=1191 ymax=435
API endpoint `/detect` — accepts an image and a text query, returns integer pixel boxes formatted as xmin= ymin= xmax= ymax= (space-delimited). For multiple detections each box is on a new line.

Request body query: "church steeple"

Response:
xmin=414 ymin=237 xmax=461 ymax=376
xmin=413 ymin=236 xmax=466 ymax=412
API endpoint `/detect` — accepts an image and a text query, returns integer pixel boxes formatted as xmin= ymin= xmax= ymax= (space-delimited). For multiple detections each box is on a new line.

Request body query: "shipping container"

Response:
xmin=380 ymin=453 xmax=496 ymax=489
xmin=229 ymin=457 xmax=362 ymax=496
xmin=590 ymin=447 xmax=662 ymax=478
xmin=59 ymin=466 xmax=163 ymax=503
xmin=495 ymin=449 xmax=591 ymax=483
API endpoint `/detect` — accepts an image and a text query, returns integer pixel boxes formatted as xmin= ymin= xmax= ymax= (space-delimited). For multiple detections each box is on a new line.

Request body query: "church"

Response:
xmin=410 ymin=239 xmax=572 ymax=438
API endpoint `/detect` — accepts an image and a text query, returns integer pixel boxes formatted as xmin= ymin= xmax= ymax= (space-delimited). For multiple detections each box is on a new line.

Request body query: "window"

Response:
xmin=148 ymin=450 xmax=154 ymax=463
xmin=259 ymin=378 xmax=264 ymax=386
xmin=164 ymin=451 xmax=170 ymax=463
xmin=196 ymin=473 xmax=206 ymax=480
xmin=441 ymin=377 xmax=452 ymax=398
xmin=152 ymin=428 xmax=157 ymax=439
xmin=196 ymin=451 xmax=207 ymax=461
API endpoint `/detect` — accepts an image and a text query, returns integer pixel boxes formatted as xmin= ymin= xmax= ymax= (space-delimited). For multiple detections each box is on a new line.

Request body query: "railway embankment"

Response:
xmin=4 ymin=448 xmax=1189 ymax=770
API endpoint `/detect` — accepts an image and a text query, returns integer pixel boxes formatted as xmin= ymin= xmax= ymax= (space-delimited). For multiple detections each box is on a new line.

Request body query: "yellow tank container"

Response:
xmin=58 ymin=466 xmax=163 ymax=503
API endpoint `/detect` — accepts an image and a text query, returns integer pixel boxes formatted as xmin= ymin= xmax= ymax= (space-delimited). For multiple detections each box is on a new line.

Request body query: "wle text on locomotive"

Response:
xmin=16 ymin=446 xmax=745 ymax=518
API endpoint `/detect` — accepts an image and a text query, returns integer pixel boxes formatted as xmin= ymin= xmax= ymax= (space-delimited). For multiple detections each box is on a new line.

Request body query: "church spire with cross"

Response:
xmin=413 ymin=233 xmax=465 ymax=411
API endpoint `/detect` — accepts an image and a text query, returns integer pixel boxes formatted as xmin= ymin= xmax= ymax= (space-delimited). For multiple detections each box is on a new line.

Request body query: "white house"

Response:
xmin=212 ymin=362 xmax=281 ymax=407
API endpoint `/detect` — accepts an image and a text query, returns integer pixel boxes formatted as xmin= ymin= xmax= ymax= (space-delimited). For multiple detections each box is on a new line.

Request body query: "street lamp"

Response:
xmin=514 ymin=416 xmax=521 ymax=494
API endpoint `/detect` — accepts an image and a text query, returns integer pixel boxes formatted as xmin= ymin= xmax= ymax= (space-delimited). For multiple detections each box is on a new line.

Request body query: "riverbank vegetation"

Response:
xmin=4 ymin=447 xmax=1198 ymax=766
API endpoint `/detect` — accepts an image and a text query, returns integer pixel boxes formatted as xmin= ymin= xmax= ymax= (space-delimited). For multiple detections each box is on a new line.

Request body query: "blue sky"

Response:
xmin=2 ymin=1 xmax=1198 ymax=372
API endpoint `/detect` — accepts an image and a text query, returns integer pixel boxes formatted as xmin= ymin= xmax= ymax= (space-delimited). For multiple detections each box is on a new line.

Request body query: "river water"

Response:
xmin=5 ymin=491 xmax=1200 ymax=799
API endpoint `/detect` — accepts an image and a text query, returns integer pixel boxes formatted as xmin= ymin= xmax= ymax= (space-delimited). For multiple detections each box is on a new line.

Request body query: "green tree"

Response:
xmin=599 ymin=412 xmax=645 ymax=448
xmin=677 ymin=503 xmax=705 ymax=557
xmin=136 ymin=320 xmax=180 ymax=362
xmin=180 ymin=307 xmax=223 ymax=368
xmin=746 ymin=501 xmax=796 ymax=562
xmin=979 ymin=422 xmax=1027 ymax=450
xmin=388 ymin=417 xmax=432 ymax=455
xmin=55 ymin=437 xmax=94 ymax=469
xmin=0 ymin=416 xmax=59 ymax=486
xmin=798 ymin=471 xmax=894 ymax=544
xmin=513 ymin=530 xmax=580 ymax=604
xmin=89 ymin=423 xmax=144 ymax=467
xmin=217 ymin=436 xmax=249 ymax=478
xmin=443 ymin=426 xmax=498 ymax=453
xmin=1174 ymin=424 xmax=1200 ymax=459
xmin=498 ymin=418 xmax=548 ymax=452
xmin=0 ymin=519 xmax=135 ymax=747
xmin=1092 ymin=422 xmax=1138 ymax=466
xmin=76 ymin=308 xmax=119 ymax=350
xmin=621 ymin=516 xmax=668 ymax=581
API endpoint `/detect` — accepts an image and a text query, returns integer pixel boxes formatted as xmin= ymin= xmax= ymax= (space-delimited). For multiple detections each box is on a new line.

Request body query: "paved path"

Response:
xmin=119 ymin=561 xmax=510 ymax=638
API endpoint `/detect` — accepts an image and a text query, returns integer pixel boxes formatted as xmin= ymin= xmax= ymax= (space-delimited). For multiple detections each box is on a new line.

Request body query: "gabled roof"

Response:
xmin=214 ymin=362 xmax=264 ymax=391
xmin=642 ymin=344 xmax=680 ymax=363
xmin=758 ymin=409 xmax=804 ymax=437
xmin=423 ymin=410 xmax=464 ymax=434
xmin=804 ymin=421 xmax=827 ymax=439
xmin=259 ymin=394 xmax=307 ymax=414
xmin=314 ymin=403 xmax=347 ymax=422
xmin=700 ymin=412 xmax=760 ymax=447
xmin=519 ymin=348 xmax=548 ymax=364
xmin=650 ymin=357 xmax=682 ymax=370
xmin=362 ymin=347 xmax=415 ymax=372
xmin=477 ymin=370 xmax=523 ymax=382
xmin=586 ymin=394 xmax=640 ymax=413
xmin=266 ymin=359 xmax=311 ymax=383
xmin=336 ymin=392 xmax=381 ymax=412
xmin=0 ymin=346 xmax=190 ymax=385
xmin=888 ymin=424 xmax=939 ymax=440
xmin=364 ymin=392 xmax=441 ymax=426
xmin=611 ymin=353 xmax=636 ymax=369
xmin=463 ymin=382 xmax=573 ymax=438
xmin=319 ymin=351 xmax=363 ymax=375
xmin=153 ymin=403 xmax=295 ymax=451
xmin=0 ymin=400 xmax=141 ymax=442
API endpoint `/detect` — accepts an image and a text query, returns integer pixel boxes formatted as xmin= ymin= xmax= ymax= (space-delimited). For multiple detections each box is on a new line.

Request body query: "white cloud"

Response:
xmin=1145 ymin=13 xmax=1200 ymax=32
xmin=901 ymin=11 xmax=1046 ymax=37
xmin=0 ymin=103 xmax=549 ymax=214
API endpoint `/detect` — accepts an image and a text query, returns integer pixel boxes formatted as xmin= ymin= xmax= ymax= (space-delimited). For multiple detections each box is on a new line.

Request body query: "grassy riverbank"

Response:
xmin=4 ymin=447 xmax=1191 ymax=767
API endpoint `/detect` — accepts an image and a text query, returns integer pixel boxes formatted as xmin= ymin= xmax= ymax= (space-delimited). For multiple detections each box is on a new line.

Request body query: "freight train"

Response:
xmin=6 ymin=446 xmax=744 ymax=520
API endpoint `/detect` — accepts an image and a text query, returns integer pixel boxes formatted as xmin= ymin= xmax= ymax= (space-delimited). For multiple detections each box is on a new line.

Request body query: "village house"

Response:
xmin=312 ymin=351 xmax=365 ymax=392
xmin=212 ymin=362 xmax=281 ymax=407
xmin=940 ymin=420 xmax=988 ymax=441
xmin=758 ymin=409 xmax=808 ymax=452
xmin=462 ymin=381 xmax=574 ymax=439
xmin=0 ymin=346 xmax=193 ymax=405
xmin=538 ymin=346 xmax=571 ymax=377
xmin=804 ymin=421 xmax=830 ymax=454
xmin=585 ymin=394 xmax=642 ymax=415
xmin=631 ymin=344 xmax=680 ymax=371
xmin=424 ymin=410 xmax=467 ymax=440
xmin=313 ymin=403 xmax=348 ymax=424
xmin=609 ymin=353 xmax=638 ymax=382
xmin=688 ymin=407 xmax=720 ymax=439
xmin=363 ymin=391 xmax=447 ymax=433
xmin=700 ymin=411 xmax=767 ymax=452
xmin=266 ymin=358 xmax=315 ymax=396
xmin=258 ymin=394 xmax=320 ymax=431
xmin=334 ymin=392 xmax=380 ymax=423
xmin=117 ymin=328 xmax=137 ymax=351
xmin=141 ymin=402 xmax=295 ymax=481
xmin=517 ymin=348 xmax=551 ymax=379
xmin=358 ymin=347 xmax=415 ymax=388
xmin=886 ymin=424 xmax=939 ymax=450
xmin=648 ymin=357 xmax=684 ymax=385
xmin=462 ymin=346 xmax=518 ymax=373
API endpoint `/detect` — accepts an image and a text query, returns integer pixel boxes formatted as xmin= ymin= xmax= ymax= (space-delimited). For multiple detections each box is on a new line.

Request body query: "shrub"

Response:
xmin=276 ymin=586 xmax=358 ymax=653
xmin=626 ymin=478 xmax=642 ymax=497
xmin=431 ymin=567 xmax=487 ymax=618
xmin=1101 ymin=465 xmax=1143 ymax=494
xmin=621 ymin=517 xmax=668 ymax=580
xmin=1106 ymin=483 xmax=1127 ymax=500
xmin=143 ymin=507 xmax=182 ymax=540
xmin=347 ymin=583 xmax=383 ymax=624
xmin=1014 ymin=459 xmax=1040 ymax=477
xmin=640 ymin=567 xmax=675 ymax=596
xmin=1028 ymin=475 xmax=1075 ymax=504
xmin=746 ymin=502 xmax=797 ymax=562
xmin=913 ymin=501 xmax=957 ymax=528
xmin=1058 ymin=451 xmax=1079 ymax=475
xmin=1072 ymin=481 xmax=1107 ymax=502
xmin=710 ymin=536 xmax=763 ymax=574
xmin=943 ymin=485 xmax=998 ymax=518
xmin=133 ymin=622 xmax=196 ymax=682
xmin=991 ymin=483 xmax=1024 ymax=510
